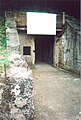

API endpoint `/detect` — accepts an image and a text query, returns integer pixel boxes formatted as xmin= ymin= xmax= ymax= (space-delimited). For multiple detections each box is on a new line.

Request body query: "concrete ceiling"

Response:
xmin=1 ymin=0 xmax=80 ymax=19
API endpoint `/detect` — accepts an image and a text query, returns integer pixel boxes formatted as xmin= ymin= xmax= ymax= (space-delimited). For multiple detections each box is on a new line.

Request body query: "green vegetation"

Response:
xmin=0 ymin=16 xmax=9 ymax=76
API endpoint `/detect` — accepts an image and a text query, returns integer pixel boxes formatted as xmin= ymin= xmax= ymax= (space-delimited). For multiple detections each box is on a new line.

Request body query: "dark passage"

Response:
xmin=35 ymin=35 xmax=54 ymax=65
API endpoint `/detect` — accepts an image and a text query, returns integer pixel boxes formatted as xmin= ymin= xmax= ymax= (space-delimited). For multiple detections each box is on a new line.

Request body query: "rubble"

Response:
xmin=0 ymin=53 xmax=34 ymax=120
xmin=7 ymin=53 xmax=34 ymax=120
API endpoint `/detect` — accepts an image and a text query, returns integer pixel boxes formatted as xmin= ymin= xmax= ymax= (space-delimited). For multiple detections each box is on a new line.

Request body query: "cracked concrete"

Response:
xmin=33 ymin=63 xmax=81 ymax=120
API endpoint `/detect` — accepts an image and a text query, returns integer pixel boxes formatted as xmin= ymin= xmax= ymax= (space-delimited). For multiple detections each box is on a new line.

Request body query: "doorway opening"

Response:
xmin=35 ymin=35 xmax=54 ymax=65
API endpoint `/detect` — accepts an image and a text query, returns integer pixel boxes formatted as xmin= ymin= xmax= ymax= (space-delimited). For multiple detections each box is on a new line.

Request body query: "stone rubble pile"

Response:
xmin=2 ymin=53 xmax=34 ymax=120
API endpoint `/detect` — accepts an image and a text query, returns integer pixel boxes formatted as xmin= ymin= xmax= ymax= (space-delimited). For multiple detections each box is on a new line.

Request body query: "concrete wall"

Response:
xmin=14 ymin=12 xmax=27 ymax=27
xmin=54 ymin=20 xmax=81 ymax=74
xmin=18 ymin=30 xmax=35 ymax=67
xmin=5 ymin=11 xmax=20 ymax=55
xmin=14 ymin=12 xmax=35 ymax=67
xmin=54 ymin=37 xmax=62 ymax=68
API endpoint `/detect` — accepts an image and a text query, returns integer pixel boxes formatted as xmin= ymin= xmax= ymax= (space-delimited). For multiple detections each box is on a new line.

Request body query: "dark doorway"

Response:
xmin=35 ymin=35 xmax=54 ymax=65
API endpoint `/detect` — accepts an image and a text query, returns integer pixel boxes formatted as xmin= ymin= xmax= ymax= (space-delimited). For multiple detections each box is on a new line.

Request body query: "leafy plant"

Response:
xmin=0 ymin=16 xmax=9 ymax=78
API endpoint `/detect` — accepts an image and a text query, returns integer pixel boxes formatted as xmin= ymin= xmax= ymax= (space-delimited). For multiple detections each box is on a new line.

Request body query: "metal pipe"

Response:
xmin=63 ymin=12 xmax=65 ymax=25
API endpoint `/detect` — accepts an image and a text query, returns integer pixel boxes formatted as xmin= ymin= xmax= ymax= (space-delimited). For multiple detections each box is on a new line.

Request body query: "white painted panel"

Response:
xmin=27 ymin=12 xmax=56 ymax=35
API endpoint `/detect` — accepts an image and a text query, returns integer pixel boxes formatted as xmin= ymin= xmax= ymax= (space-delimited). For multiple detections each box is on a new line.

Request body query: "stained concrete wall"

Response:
xmin=14 ymin=12 xmax=27 ymax=27
xmin=14 ymin=12 xmax=35 ymax=67
xmin=18 ymin=31 xmax=35 ymax=67
xmin=54 ymin=37 xmax=62 ymax=68
xmin=54 ymin=17 xmax=81 ymax=74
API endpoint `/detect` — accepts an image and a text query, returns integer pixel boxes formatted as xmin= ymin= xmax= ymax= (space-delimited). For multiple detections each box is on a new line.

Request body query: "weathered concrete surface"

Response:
xmin=6 ymin=53 xmax=34 ymax=120
xmin=33 ymin=63 xmax=81 ymax=120
xmin=54 ymin=15 xmax=81 ymax=75
xmin=0 ymin=53 xmax=34 ymax=120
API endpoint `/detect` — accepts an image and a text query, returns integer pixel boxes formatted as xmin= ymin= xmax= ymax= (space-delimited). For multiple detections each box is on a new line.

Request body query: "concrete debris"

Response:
xmin=9 ymin=54 xmax=34 ymax=120
xmin=0 ymin=53 xmax=34 ymax=120
xmin=74 ymin=78 xmax=80 ymax=81
xmin=11 ymin=84 xmax=20 ymax=96
xmin=15 ymin=97 xmax=27 ymax=107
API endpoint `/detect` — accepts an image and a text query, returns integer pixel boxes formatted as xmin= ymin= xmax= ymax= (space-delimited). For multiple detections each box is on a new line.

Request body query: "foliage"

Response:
xmin=0 ymin=16 xmax=9 ymax=73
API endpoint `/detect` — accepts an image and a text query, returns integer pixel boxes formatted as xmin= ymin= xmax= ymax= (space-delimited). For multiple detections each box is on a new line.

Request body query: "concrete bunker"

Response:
xmin=18 ymin=30 xmax=55 ymax=67
xmin=14 ymin=12 xmax=56 ymax=67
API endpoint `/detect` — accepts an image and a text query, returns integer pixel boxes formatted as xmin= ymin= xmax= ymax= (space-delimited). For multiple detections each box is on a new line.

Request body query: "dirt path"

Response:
xmin=32 ymin=63 xmax=81 ymax=120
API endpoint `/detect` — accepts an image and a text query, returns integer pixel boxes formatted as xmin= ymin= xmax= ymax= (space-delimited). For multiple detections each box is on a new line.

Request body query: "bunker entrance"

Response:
xmin=35 ymin=35 xmax=54 ymax=65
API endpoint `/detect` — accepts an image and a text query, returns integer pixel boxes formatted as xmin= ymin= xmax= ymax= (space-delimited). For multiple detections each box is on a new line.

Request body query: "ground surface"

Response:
xmin=32 ymin=63 xmax=81 ymax=120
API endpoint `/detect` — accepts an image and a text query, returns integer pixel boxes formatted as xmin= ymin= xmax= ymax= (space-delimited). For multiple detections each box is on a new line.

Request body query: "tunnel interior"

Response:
xmin=35 ymin=35 xmax=54 ymax=65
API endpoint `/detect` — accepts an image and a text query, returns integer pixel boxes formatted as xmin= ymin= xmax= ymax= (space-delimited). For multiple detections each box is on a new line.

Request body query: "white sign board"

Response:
xmin=27 ymin=12 xmax=56 ymax=35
